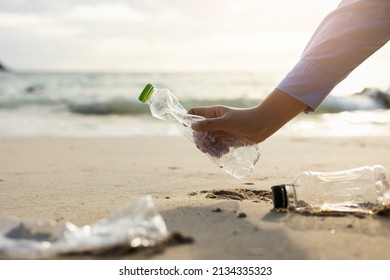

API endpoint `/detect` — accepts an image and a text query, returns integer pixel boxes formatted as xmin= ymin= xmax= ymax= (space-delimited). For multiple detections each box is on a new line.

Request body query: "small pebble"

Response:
xmin=212 ymin=207 xmax=222 ymax=213
xmin=238 ymin=213 xmax=247 ymax=218
xmin=354 ymin=213 xmax=366 ymax=219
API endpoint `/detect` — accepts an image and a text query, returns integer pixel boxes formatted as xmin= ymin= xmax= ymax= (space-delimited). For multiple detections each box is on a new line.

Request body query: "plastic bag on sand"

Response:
xmin=0 ymin=196 xmax=168 ymax=259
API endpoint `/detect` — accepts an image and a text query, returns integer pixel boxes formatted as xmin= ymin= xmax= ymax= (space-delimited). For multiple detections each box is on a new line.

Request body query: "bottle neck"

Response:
xmin=145 ymin=88 xmax=157 ymax=105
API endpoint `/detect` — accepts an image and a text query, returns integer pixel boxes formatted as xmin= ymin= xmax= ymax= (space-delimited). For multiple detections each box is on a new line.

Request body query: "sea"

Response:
xmin=1 ymin=71 xmax=390 ymax=138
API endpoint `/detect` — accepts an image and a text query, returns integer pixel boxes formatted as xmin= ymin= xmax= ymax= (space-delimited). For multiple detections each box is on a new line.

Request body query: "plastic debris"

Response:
xmin=0 ymin=196 xmax=168 ymax=259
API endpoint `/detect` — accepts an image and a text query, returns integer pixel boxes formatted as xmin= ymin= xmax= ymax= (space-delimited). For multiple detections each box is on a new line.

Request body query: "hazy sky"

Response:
xmin=0 ymin=0 xmax=389 ymax=77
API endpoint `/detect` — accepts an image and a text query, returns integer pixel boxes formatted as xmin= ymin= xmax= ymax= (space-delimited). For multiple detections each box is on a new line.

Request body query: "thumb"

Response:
xmin=192 ymin=117 xmax=227 ymax=132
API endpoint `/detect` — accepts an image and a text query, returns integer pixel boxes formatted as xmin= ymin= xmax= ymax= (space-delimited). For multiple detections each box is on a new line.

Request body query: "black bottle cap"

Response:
xmin=271 ymin=185 xmax=288 ymax=209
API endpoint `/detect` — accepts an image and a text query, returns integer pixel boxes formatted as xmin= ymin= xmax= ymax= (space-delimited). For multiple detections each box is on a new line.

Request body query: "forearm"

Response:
xmin=250 ymin=89 xmax=307 ymax=142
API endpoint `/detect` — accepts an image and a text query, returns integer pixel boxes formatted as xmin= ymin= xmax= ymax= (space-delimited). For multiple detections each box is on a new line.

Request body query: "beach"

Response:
xmin=2 ymin=0 xmax=390 ymax=272
xmin=1 ymin=135 xmax=389 ymax=260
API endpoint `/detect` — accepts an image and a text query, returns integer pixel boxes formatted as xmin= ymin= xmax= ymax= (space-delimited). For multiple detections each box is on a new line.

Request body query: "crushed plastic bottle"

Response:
xmin=271 ymin=165 xmax=390 ymax=214
xmin=0 ymin=196 xmax=168 ymax=259
xmin=138 ymin=83 xmax=261 ymax=179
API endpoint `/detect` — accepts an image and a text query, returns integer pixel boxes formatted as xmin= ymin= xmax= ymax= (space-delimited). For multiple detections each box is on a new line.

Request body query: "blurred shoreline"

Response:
xmin=0 ymin=71 xmax=389 ymax=138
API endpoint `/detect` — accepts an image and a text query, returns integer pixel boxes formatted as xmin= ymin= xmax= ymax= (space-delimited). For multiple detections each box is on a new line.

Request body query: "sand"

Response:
xmin=1 ymin=136 xmax=390 ymax=259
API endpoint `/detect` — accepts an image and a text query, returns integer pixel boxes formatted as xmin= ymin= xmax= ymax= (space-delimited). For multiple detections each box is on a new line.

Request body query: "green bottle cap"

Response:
xmin=138 ymin=83 xmax=155 ymax=103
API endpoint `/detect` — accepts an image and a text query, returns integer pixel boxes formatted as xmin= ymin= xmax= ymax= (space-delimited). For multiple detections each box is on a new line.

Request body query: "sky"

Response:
xmin=0 ymin=0 xmax=389 ymax=79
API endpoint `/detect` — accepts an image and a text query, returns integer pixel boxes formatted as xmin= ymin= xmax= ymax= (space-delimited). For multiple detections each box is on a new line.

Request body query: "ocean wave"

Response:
xmin=317 ymin=88 xmax=390 ymax=113
xmin=67 ymin=97 xmax=260 ymax=115
xmin=68 ymin=98 xmax=146 ymax=115
xmin=1 ymin=86 xmax=389 ymax=116
xmin=68 ymin=88 xmax=390 ymax=116
xmin=0 ymin=96 xmax=64 ymax=109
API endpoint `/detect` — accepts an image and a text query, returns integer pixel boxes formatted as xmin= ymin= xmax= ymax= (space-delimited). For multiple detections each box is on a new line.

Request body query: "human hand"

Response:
xmin=188 ymin=89 xmax=307 ymax=144
xmin=186 ymin=105 xmax=259 ymax=157
xmin=188 ymin=105 xmax=265 ymax=143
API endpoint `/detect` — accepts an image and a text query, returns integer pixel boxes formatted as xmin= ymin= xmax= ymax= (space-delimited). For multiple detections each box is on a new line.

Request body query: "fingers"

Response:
xmin=187 ymin=106 xmax=227 ymax=119
xmin=188 ymin=105 xmax=231 ymax=132
xmin=187 ymin=107 xmax=205 ymax=116
xmin=191 ymin=117 xmax=227 ymax=132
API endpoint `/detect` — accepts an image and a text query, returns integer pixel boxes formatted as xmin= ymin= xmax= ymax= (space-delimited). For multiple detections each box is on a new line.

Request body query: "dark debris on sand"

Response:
xmin=201 ymin=188 xmax=272 ymax=204
xmin=59 ymin=231 xmax=194 ymax=259
xmin=237 ymin=212 xmax=247 ymax=218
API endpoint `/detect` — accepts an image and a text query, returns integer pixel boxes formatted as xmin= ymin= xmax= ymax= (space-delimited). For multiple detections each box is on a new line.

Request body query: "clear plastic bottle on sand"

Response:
xmin=138 ymin=83 xmax=261 ymax=179
xmin=271 ymin=165 xmax=390 ymax=214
